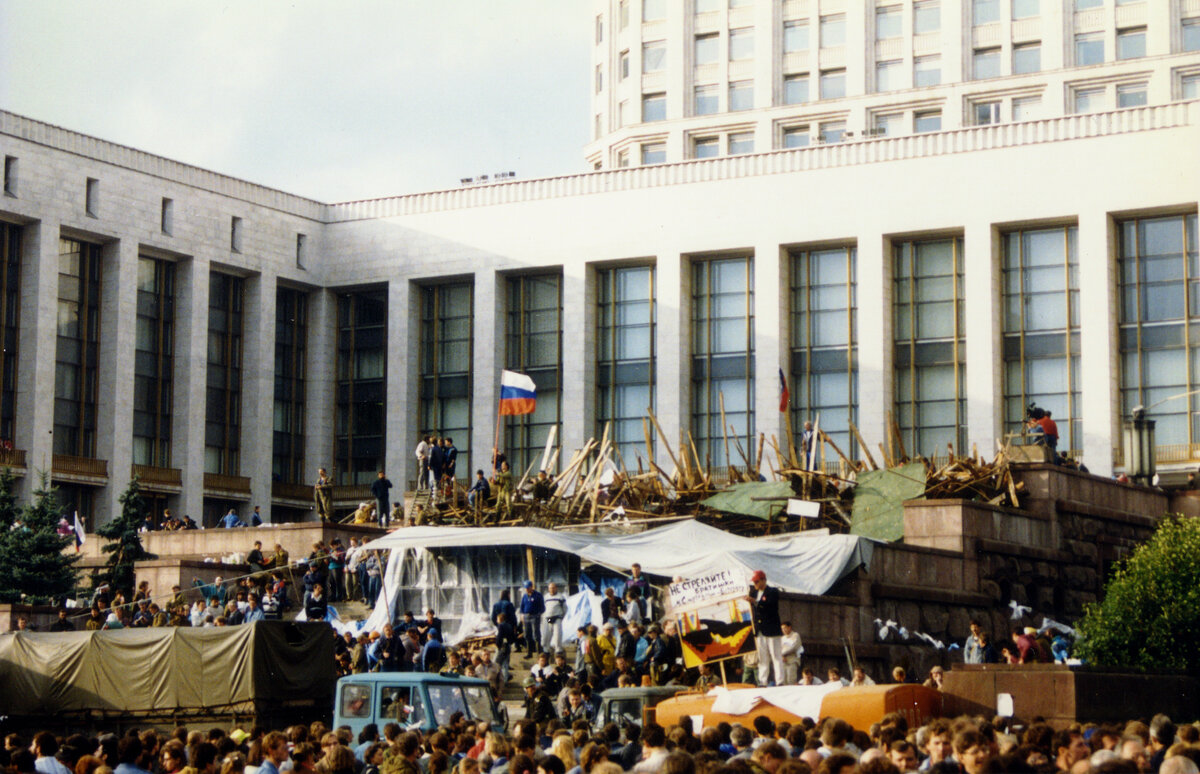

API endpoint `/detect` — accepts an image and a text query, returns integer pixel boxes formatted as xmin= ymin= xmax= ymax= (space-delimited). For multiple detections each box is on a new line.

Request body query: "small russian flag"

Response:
xmin=499 ymin=370 xmax=537 ymax=416
xmin=778 ymin=368 xmax=790 ymax=413
xmin=73 ymin=511 xmax=86 ymax=552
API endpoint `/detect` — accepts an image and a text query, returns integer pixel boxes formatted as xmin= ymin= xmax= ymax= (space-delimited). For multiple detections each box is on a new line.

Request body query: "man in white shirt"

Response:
xmin=780 ymin=621 xmax=802 ymax=684
xmin=542 ymin=581 xmax=567 ymax=655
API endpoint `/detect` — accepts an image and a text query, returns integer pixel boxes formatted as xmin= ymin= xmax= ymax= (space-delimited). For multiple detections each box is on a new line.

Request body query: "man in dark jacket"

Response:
xmin=371 ymin=471 xmax=394 ymax=528
xmin=521 ymin=677 xmax=558 ymax=723
xmin=747 ymin=569 xmax=783 ymax=686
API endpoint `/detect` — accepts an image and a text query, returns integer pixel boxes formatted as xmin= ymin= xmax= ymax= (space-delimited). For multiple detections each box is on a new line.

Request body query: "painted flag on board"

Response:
xmin=499 ymin=370 xmax=537 ymax=415
xmin=778 ymin=368 xmax=790 ymax=413
xmin=73 ymin=511 xmax=86 ymax=552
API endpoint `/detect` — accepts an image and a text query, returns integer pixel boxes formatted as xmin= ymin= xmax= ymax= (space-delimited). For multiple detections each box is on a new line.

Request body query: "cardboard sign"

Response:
xmin=675 ymin=597 xmax=756 ymax=669
xmin=668 ymin=569 xmax=745 ymax=610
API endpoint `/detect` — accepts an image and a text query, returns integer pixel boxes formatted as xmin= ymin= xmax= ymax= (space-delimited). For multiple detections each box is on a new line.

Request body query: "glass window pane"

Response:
xmin=729 ymin=28 xmax=754 ymax=60
xmin=643 ymin=41 xmax=666 ymax=72
xmin=1013 ymin=43 xmax=1041 ymax=74
xmin=729 ymin=81 xmax=754 ymax=111
xmin=914 ymin=56 xmax=941 ymax=87
xmin=820 ymin=70 xmax=846 ymax=99
xmin=784 ymin=21 xmax=809 ymax=52
xmin=876 ymin=7 xmax=902 ymax=39
xmin=820 ymin=15 xmax=845 ymax=47
xmin=1117 ymin=28 xmax=1146 ymax=60
xmin=914 ymin=1 xmax=940 ymax=33
xmin=784 ymin=75 xmax=809 ymax=105
xmin=974 ymin=48 xmax=1001 ymax=79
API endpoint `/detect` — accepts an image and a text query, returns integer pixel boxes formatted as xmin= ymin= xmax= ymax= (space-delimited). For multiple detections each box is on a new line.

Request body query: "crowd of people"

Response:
xmin=3 ymin=707 xmax=1200 ymax=774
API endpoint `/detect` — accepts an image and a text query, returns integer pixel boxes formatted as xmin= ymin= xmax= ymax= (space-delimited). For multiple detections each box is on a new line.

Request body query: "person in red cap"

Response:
xmin=746 ymin=569 xmax=785 ymax=686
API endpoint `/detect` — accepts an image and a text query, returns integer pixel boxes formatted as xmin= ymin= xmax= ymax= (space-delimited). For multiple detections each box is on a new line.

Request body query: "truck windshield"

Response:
xmin=606 ymin=698 xmax=644 ymax=728
xmin=462 ymin=685 xmax=495 ymax=722
xmin=380 ymin=685 xmax=427 ymax=727
xmin=341 ymin=683 xmax=371 ymax=719
xmin=427 ymin=685 xmax=469 ymax=726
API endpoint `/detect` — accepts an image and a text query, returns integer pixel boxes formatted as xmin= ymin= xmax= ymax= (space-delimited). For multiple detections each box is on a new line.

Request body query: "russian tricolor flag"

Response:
xmin=499 ymin=370 xmax=537 ymax=416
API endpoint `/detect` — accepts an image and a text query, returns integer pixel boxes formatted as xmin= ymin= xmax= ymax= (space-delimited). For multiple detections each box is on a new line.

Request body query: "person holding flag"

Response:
xmin=494 ymin=369 xmax=537 ymax=474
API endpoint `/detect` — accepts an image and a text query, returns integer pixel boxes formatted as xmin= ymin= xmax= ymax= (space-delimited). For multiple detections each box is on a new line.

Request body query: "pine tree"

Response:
xmin=0 ymin=471 xmax=79 ymax=604
xmin=94 ymin=476 xmax=156 ymax=598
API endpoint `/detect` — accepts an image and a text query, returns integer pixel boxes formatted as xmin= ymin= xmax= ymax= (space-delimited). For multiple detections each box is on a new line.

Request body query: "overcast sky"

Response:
xmin=0 ymin=1 xmax=592 ymax=202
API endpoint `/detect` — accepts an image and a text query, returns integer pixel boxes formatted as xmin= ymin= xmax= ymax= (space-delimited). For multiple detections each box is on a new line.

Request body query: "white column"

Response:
xmin=470 ymin=270 xmax=503 ymax=475
xmin=1078 ymin=211 xmax=1116 ymax=477
xmin=241 ymin=272 xmax=276 ymax=520
xmin=856 ymin=233 xmax=888 ymax=454
xmin=654 ymin=251 xmax=689 ymax=473
xmin=304 ymin=288 xmax=337 ymax=509
xmin=15 ymin=221 xmax=59 ymax=502
xmin=560 ymin=262 xmax=594 ymax=464
xmin=386 ymin=279 xmax=414 ymax=486
xmin=753 ymin=243 xmax=788 ymax=468
xmin=171 ymin=256 xmax=211 ymax=525
xmin=964 ymin=221 xmax=1001 ymax=454
xmin=94 ymin=238 xmax=139 ymax=525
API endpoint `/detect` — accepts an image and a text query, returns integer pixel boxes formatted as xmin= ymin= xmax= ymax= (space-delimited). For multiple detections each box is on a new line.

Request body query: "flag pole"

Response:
xmin=493 ymin=375 xmax=503 ymax=479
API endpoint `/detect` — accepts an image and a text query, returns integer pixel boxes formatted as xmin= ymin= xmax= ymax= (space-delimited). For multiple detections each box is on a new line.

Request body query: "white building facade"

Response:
xmin=1 ymin=1 xmax=1198 ymax=527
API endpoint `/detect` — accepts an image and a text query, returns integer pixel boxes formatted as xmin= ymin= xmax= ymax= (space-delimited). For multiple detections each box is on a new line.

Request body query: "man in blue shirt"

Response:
xmin=519 ymin=580 xmax=545 ymax=657
xmin=220 ymin=508 xmax=246 ymax=528
xmin=421 ymin=628 xmax=446 ymax=672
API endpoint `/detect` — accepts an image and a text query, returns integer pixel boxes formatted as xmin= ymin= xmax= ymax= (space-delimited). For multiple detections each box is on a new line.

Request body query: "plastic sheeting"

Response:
xmin=0 ymin=622 xmax=334 ymax=717
xmin=707 ymin=683 xmax=845 ymax=722
xmin=363 ymin=520 xmax=873 ymax=634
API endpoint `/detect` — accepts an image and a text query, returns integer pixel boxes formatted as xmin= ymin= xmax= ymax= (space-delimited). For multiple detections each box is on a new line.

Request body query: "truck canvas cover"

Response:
xmin=0 ymin=621 xmax=333 ymax=717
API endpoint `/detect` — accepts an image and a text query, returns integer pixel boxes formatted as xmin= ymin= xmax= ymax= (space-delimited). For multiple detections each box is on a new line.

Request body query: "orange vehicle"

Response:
xmin=654 ymin=683 xmax=942 ymax=732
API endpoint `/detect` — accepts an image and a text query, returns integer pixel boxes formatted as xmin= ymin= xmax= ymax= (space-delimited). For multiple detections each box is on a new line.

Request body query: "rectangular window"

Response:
xmin=273 ymin=287 xmax=307 ymax=485
xmin=595 ymin=64 xmax=604 ymax=93
xmin=894 ymin=237 xmax=966 ymax=454
xmin=1075 ymin=0 xmax=1102 ymax=8
xmin=974 ymin=0 xmax=1000 ymax=24
xmin=1076 ymin=32 xmax=1104 ymax=65
xmin=296 ymin=233 xmax=307 ymax=269
xmin=620 ymin=0 xmax=629 ymax=28
xmin=692 ymin=256 xmax=755 ymax=468
xmin=596 ymin=14 xmax=603 ymax=43
xmin=914 ymin=110 xmax=942 ymax=132
xmin=643 ymin=41 xmax=667 ymax=72
xmin=505 ymin=274 xmax=562 ymax=475
xmin=694 ymin=136 xmax=720 ymax=158
xmin=914 ymin=55 xmax=941 ymax=87
xmin=1118 ymin=214 xmax=1200 ymax=453
xmin=1184 ymin=74 xmax=1200 ymax=100
xmin=974 ymin=48 xmax=1001 ymax=79
xmin=783 ymin=126 xmax=810 ymax=148
xmin=914 ymin=1 xmax=941 ymax=33
xmin=876 ymin=60 xmax=902 ymax=92
xmin=0 ymin=223 xmax=20 ymax=443
xmin=157 ymin=197 xmax=172 ymax=235
xmin=729 ymin=27 xmax=754 ymax=60
xmin=618 ymin=149 xmax=630 ymax=168
xmin=419 ymin=282 xmax=472 ymax=482
xmin=231 ymin=216 xmax=243 ymax=253
xmin=784 ymin=21 xmax=809 ymax=52
xmin=791 ymin=246 xmax=857 ymax=461
xmin=1012 ymin=0 xmax=1039 ymax=19
xmin=205 ymin=272 xmax=244 ymax=476
xmin=54 ymin=239 xmax=101 ymax=458
xmin=784 ymin=74 xmax=810 ymax=104
xmin=729 ymin=80 xmax=753 ymax=111
xmin=132 ymin=256 xmax=175 ymax=468
xmin=728 ymin=132 xmax=754 ymax=155
xmin=1118 ymin=82 xmax=1148 ymax=108
xmin=820 ymin=15 xmax=846 ymax=47
xmin=696 ymin=0 xmax=720 ymax=11
xmin=1013 ymin=42 xmax=1041 ymax=74
xmin=1117 ymin=28 xmax=1146 ymax=60
xmin=641 ymin=142 xmax=667 ymax=165
xmin=729 ymin=0 xmax=752 ymax=7
xmin=1013 ymin=96 xmax=1041 ymax=120
xmin=1185 ymin=18 xmax=1200 ymax=52
xmin=337 ymin=290 xmax=387 ymax=485
xmin=875 ymin=112 xmax=904 ymax=136
xmin=1074 ymin=87 xmax=1105 ymax=113
xmin=695 ymin=33 xmax=719 ymax=65
xmin=595 ymin=114 xmax=603 ymax=141
xmin=695 ymin=84 xmax=719 ymax=114
xmin=820 ymin=120 xmax=847 ymax=143
xmin=642 ymin=92 xmax=666 ymax=122
xmin=620 ymin=50 xmax=630 ymax=79
xmin=597 ymin=265 xmax=656 ymax=462
xmin=85 ymin=178 xmax=99 ymax=217
xmin=1003 ymin=227 xmax=1081 ymax=453
xmin=974 ymin=101 xmax=1002 ymax=125
xmin=643 ymin=0 xmax=665 ymax=22
xmin=820 ymin=69 xmax=846 ymax=99
xmin=876 ymin=6 xmax=902 ymax=39
xmin=619 ymin=100 xmax=629 ymax=127
xmin=3 ymin=156 xmax=16 ymax=196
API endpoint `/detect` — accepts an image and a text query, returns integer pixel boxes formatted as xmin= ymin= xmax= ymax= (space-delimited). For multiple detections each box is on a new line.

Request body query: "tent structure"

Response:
xmin=360 ymin=520 xmax=874 ymax=633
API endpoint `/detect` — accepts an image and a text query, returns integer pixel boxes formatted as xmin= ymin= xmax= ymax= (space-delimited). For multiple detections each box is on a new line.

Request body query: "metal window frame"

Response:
xmin=505 ymin=273 xmax=562 ymax=475
xmin=134 ymin=256 xmax=175 ymax=468
xmin=273 ymin=287 xmax=307 ymax=484
xmin=419 ymin=281 xmax=474 ymax=468
xmin=596 ymin=264 xmax=657 ymax=457
xmin=0 ymin=223 xmax=19 ymax=443
xmin=55 ymin=238 xmax=102 ymax=458
xmin=206 ymin=272 xmax=243 ymax=476
xmin=336 ymin=289 xmax=388 ymax=485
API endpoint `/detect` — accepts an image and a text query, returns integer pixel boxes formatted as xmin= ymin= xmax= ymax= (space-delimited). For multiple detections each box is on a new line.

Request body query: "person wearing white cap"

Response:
xmin=746 ymin=569 xmax=784 ymax=687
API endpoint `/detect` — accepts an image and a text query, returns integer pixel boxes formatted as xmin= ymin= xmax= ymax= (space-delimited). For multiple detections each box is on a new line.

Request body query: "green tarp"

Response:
xmin=0 ymin=621 xmax=334 ymax=717
xmin=701 ymin=481 xmax=796 ymax=521
xmin=849 ymin=462 xmax=927 ymax=542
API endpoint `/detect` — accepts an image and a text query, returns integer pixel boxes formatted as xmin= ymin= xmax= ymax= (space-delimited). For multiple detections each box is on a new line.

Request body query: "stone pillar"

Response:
xmin=94 ymin=237 xmax=139 ymax=526
xmin=856 ymin=233 xmax=888 ymax=454
xmin=240 ymin=272 xmax=276 ymax=520
xmin=304 ymin=288 xmax=337 ymax=509
xmin=470 ymin=270 xmax=503 ymax=475
xmin=753 ymin=242 xmax=788 ymax=469
xmin=654 ymin=250 xmax=689 ymax=473
xmin=560 ymin=261 xmax=594 ymax=464
xmin=964 ymin=221 xmax=1001 ymax=454
xmin=386 ymin=278 xmax=414 ymax=486
xmin=170 ymin=256 xmax=211 ymax=524
xmin=1078 ymin=211 xmax=1116 ymax=477
xmin=15 ymin=221 xmax=59 ymax=502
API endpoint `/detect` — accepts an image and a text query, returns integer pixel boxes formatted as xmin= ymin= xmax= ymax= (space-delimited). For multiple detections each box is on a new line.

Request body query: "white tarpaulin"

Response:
xmin=707 ymin=683 xmax=845 ymax=722
xmin=362 ymin=520 xmax=872 ymax=632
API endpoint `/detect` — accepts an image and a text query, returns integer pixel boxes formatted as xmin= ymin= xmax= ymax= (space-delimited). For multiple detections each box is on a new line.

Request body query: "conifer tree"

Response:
xmin=0 ymin=471 xmax=79 ymax=604
xmin=94 ymin=476 xmax=156 ymax=598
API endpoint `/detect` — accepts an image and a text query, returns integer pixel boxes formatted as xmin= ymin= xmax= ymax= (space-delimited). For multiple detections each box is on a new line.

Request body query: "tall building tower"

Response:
xmin=586 ymin=0 xmax=1200 ymax=167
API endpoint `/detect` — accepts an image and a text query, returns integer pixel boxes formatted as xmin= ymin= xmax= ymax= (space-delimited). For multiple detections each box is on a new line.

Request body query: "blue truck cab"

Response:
xmin=334 ymin=672 xmax=508 ymax=737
